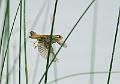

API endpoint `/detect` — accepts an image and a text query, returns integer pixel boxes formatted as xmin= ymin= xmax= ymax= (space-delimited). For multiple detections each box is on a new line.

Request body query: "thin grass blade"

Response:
xmin=106 ymin=8 xmax=120 ymax=84
xmin=23 ymin=0 xmax=28 ymax=84
xmin=44 ymin=0 xmax=59 ymax=83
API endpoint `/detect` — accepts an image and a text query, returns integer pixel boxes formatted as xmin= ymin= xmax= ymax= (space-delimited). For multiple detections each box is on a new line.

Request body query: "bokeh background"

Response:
xmin=0 ymin=0 xmax=120 ymax=84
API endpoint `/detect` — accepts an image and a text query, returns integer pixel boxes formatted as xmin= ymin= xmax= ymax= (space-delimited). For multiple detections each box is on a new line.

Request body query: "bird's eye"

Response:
xmin=38 ymin=39 xmax=42 ymax=42
xmin=56 ymin=35 xmax=61 ymax=38
xmin=30 ymin=31 xmax=35 ymax=34
xmin=30 ymin=31 xmax=37 ymax=36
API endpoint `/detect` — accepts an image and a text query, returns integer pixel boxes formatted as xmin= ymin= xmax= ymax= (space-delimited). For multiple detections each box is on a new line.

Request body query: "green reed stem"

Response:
xmin=106 ymin=8 xmax=120 ymax=84
xmin=19 ymin=0 xmax=22 ymax=84
xmin=0 ymin=0 xmax=8 ymax=56
xmin=6 ymin=0 xmax=10 ymax=83
xmin=23 ymin=0 xmax=28 ymax=84
xmin=47 ymin=71 xmax=120 ymax=84
xmin=0 ymin=0 xmax=2 ymax=10
xmin=0 ymin=0 xmax=9 ymax=83
xmin=90 ymin=0 xmax=97 ymax=84
xmin=44 ymin=0 xmax=59 ymax=83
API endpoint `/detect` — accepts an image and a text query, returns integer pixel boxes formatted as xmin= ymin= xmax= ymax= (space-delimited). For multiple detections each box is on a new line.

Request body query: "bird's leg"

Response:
xmin=33 ymin=41 xmax=38 ymax=48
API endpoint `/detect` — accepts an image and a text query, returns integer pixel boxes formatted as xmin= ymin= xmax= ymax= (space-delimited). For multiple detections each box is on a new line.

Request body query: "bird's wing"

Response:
xmin=37 ymin=43 xmax=58 ymax=62
xmin=57 ymin=40 xmax=67 ymax=48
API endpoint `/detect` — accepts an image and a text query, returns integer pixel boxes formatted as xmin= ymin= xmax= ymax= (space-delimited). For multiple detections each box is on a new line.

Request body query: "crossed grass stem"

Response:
xmin=38 ymin=0 xmax=95 ymax=84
